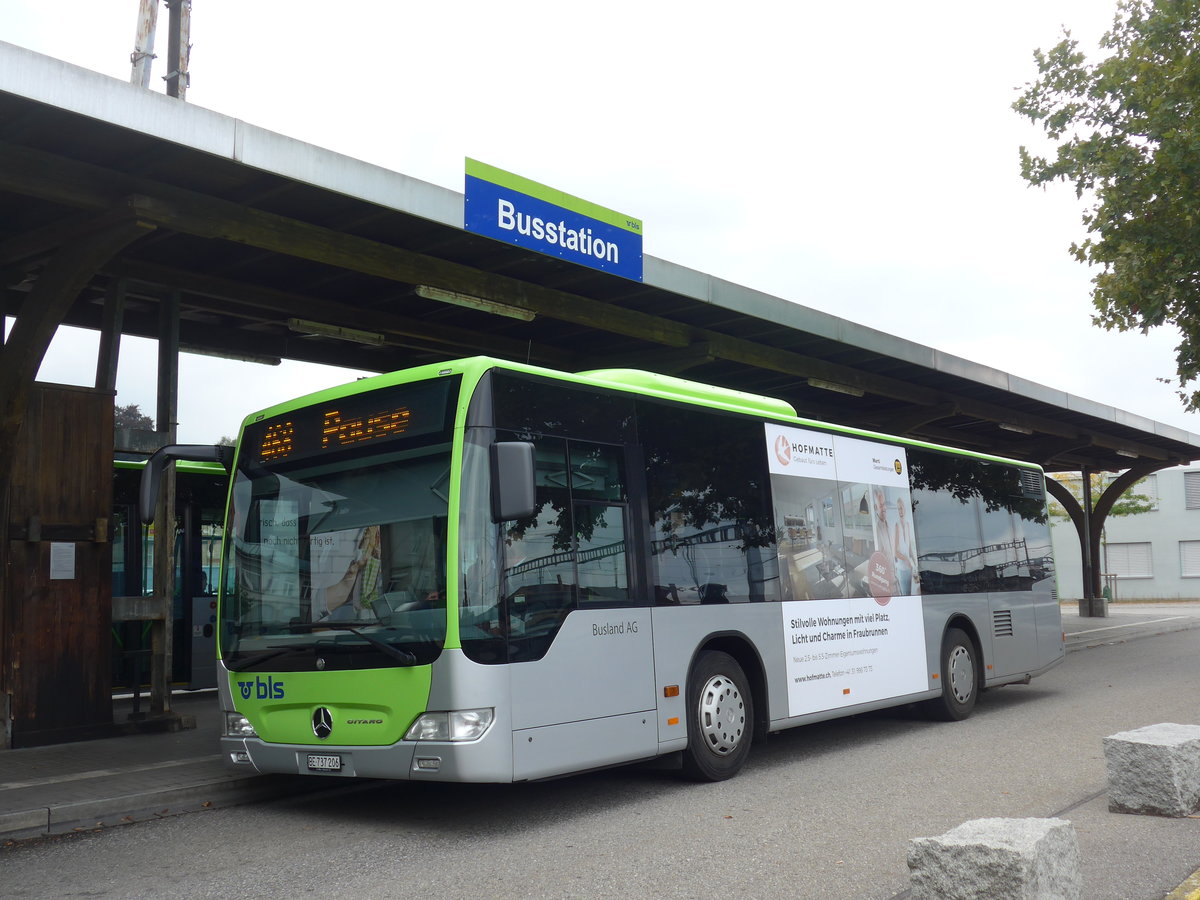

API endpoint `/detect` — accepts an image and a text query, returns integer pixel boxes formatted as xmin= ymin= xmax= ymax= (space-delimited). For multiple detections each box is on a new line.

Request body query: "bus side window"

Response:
xmin=569 ymin=441 xmax=630 ymax=608
xmin=639 ymin=401 xmax=778 ymax=604
xmin=574 ymin=502 xmax=630 ymax=608
xmin=500 ymin=438 xmax=633 ymax=660
xmin=501 ymin=438 xmax=573 ymax=660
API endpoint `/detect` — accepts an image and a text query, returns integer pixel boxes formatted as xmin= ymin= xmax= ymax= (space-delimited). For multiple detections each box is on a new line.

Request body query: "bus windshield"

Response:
xmin=222 ymin=445 xmax=451 ymax=671
xmin=221 ymin=377 xmax=459 ymax=673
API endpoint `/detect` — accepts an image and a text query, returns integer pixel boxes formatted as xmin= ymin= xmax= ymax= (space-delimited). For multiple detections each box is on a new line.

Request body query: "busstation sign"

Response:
xmin=464 ymin=158 xmax=643 ymax=281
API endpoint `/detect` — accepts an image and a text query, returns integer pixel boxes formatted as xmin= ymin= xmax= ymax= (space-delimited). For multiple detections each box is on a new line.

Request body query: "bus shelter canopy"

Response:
xmin=2 ymin=40 xmax=1200 ymax=476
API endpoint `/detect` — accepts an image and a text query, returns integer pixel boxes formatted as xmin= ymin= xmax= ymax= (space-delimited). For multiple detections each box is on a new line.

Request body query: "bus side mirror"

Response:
xmin=139 ymin=444 xmax=234 ymax=524
xmin=490 ymin=441 xmax=536 ymax=522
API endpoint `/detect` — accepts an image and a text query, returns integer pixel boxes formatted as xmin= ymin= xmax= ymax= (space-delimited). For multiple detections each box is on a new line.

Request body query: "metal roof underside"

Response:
xmin=3 ymin=41 xmax=1199 ymax=474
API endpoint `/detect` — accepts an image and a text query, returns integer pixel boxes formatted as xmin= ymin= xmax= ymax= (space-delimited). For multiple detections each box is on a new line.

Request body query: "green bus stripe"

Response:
xmin=466 ymin=158 xmax=642 ymax=234
xmin=237 ymin=356 xmax=1047 ymax=475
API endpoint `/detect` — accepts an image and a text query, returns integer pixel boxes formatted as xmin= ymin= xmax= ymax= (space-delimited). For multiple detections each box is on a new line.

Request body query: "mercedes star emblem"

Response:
xmin=312 ymin=707 xmax=334 ymax=740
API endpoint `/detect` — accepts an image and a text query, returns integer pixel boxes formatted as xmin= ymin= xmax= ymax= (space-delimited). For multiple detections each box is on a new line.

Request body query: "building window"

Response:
xmin=1185 ymin=472 xmax=1200 ymax=510
xmin=1135 ymin=474 xmax=1159 ymax=511
xmin=1104 ymin=542 xmax=1153 ymax=579
xmin=1181 ymin=541 xmax=1200 ymax=578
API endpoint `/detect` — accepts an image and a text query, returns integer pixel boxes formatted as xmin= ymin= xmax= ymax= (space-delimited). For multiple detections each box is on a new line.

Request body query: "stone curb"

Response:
xmin=0 ymin=773 xmax=318 ymax=842
xmin=1165 ymin=867 xmax=1200 ymax=900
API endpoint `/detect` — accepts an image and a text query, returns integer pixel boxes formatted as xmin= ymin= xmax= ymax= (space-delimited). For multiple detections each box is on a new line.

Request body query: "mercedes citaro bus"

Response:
xmin=142 ymin=357 xmax=1063 ymax=782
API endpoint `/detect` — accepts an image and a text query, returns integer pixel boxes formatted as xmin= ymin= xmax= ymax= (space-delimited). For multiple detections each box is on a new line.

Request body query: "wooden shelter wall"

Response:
xmin=3 ymin=384 xmax=113 ymax=747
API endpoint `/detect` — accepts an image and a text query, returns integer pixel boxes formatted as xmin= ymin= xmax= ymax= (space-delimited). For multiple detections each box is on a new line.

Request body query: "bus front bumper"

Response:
xmin=220 ymin=731 xmax=516 ymax=782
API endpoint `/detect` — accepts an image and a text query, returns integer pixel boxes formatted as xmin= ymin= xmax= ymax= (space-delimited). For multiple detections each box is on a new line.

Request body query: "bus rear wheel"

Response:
xmin=682 ymin=650 xmax=753 ymax=781
xmin=923 ymin=627 xmax=978 ymax=721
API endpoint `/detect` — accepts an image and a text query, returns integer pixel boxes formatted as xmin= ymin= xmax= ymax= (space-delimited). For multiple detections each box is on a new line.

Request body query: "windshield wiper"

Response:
xmin=291 ymin=622 xmax=418 ymax=666
xmin=225 ymin=646 xmax=297 ymax=672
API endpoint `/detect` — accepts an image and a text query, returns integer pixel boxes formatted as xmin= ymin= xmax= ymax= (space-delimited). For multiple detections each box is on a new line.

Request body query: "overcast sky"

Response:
xmin=5 ymin=1 xmax=1194 ymax=447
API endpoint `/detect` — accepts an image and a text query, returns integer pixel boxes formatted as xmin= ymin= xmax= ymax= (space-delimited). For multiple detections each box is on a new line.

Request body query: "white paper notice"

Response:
xmin=50 ymin=542 xmax=76 ymax=580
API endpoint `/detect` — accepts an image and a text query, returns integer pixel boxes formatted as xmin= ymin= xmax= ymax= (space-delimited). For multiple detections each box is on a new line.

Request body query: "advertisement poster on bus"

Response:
xmin=765 ymin=424 xmax=929 ymax=717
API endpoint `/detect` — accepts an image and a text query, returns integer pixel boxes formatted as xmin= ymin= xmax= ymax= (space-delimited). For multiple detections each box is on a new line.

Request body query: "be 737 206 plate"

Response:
xmin=307 ymin=753 xmax=342 ymax=772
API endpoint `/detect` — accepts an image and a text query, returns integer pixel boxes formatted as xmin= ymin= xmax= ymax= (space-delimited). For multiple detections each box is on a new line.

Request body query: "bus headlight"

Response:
xmin=404 ymin=708 xmax=494 ymax=742
xmin=224 ymin=712 xmax=258 ymax=738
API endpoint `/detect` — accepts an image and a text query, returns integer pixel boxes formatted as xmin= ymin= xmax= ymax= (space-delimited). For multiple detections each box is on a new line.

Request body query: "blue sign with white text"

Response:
xmin=464 ymin=160 xmax=643 ymax=282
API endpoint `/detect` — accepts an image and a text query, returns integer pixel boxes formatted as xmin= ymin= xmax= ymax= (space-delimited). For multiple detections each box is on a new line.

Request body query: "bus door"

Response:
xmin=502 ymin=438 xmax=657 ymax=780
xmin=978 ymin=489 xmax=1043 ymax=677
xmin=179 ymin=499 xmax=220 ymax=690
xmin=110 ymin=495 xmax=146 ymax=692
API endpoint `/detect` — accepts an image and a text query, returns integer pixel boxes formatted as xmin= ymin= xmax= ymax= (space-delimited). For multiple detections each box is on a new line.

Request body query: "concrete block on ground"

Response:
xmin=907 ymin=817 xmax=1080 ymax=900
xmin=1104 ymin=722 xmax=1200 ymax=817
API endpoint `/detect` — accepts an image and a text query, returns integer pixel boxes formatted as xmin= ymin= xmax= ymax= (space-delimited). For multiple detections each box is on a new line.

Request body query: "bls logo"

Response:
xmin=237 ymin=676 xmax=285 ymax=701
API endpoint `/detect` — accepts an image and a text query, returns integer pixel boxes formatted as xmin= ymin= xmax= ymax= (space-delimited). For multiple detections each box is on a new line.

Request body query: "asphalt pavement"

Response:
xmin=4 ymin=601 xmax=1200 ymax=898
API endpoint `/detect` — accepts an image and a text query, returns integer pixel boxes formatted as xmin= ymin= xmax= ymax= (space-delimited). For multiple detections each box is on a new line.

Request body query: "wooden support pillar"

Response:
xmin=1079 ymin=467 xmax=1102 ymax=617
xmin=0 ymin=420 xmax=9 ymax=749
xmin=1086 ymin=461 xmax=1174 ymax=617
xmin=95 ymin=277 xmax=126 ymax=392
xmin=1044 ymin=473 xmax=1104 ymax=619
xmin=0 ymin=213 xmax=152 ymax=747
xmin=149 ymin=291 xmax=179 ymax=717
xmin=1046 ymin=463 xmax=1177 ymax=619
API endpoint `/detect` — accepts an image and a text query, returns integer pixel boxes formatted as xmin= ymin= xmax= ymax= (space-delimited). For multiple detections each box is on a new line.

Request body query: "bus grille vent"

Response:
xmin=1019 ymin=469 xmax=1044 ymax=497
xmin=993 ymin=609 xmax=1014 ymax=638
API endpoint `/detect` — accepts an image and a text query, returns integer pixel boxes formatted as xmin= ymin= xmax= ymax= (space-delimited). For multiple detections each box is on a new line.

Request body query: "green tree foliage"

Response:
xmin=114 ymin=402 xmax=153 ymax=430
xmin=1013 ymin=0 xmax=1200 ymax=408
xmin=908 ymin=452 xmax=1048 ymax=522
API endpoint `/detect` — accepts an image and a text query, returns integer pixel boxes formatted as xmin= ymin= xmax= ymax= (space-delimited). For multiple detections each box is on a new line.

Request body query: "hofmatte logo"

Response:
xmin=774 ymin=434 xmax=792 ymax=467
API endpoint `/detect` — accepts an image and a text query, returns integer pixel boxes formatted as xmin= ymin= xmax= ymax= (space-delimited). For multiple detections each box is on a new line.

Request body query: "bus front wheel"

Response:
xmin=923 ymin=627 xmax=978 ymax=721
xmin=682 ymin=650 xmax=753 ymax=781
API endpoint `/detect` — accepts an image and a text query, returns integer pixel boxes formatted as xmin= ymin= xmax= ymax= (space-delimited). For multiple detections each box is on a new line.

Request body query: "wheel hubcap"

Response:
xmin=947 ymin=645 xmax=974 ymax=703
xmin=698 ymin=673 xmax=745 ymax=756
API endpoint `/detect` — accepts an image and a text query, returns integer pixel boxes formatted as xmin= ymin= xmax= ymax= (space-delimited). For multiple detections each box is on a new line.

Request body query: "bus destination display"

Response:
xmin=247 ymin=377 xmax=458 ymax=465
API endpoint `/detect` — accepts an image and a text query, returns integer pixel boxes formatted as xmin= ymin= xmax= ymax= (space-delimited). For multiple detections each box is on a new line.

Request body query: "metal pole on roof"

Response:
xmin=130 ymin=0 xmax=159 ymax=88
xmin=164 ymin=0 xmax=192 ymax=101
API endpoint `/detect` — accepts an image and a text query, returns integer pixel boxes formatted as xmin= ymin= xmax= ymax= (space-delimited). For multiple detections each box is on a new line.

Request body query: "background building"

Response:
xmin=1051 ymin=466 xmax=1200 ymax=601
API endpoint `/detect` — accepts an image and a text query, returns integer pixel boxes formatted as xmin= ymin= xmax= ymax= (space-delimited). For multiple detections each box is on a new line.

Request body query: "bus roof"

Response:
xmin=237 ymin=357 xmax=1045 ymax=473
xmin=114 ymin=458 xmax=229 ymax=476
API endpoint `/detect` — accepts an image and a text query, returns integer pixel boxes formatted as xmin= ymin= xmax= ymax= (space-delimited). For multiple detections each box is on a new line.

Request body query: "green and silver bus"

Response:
xmin=150 ymin=357 xmax=1062 ymax=782
xmin=113 ymin=457 xmax=229 ymax=692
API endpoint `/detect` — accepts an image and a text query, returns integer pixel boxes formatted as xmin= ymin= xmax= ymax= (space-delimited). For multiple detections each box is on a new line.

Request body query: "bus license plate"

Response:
xmin=307 ymin=753 xmax=342 ymax=772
